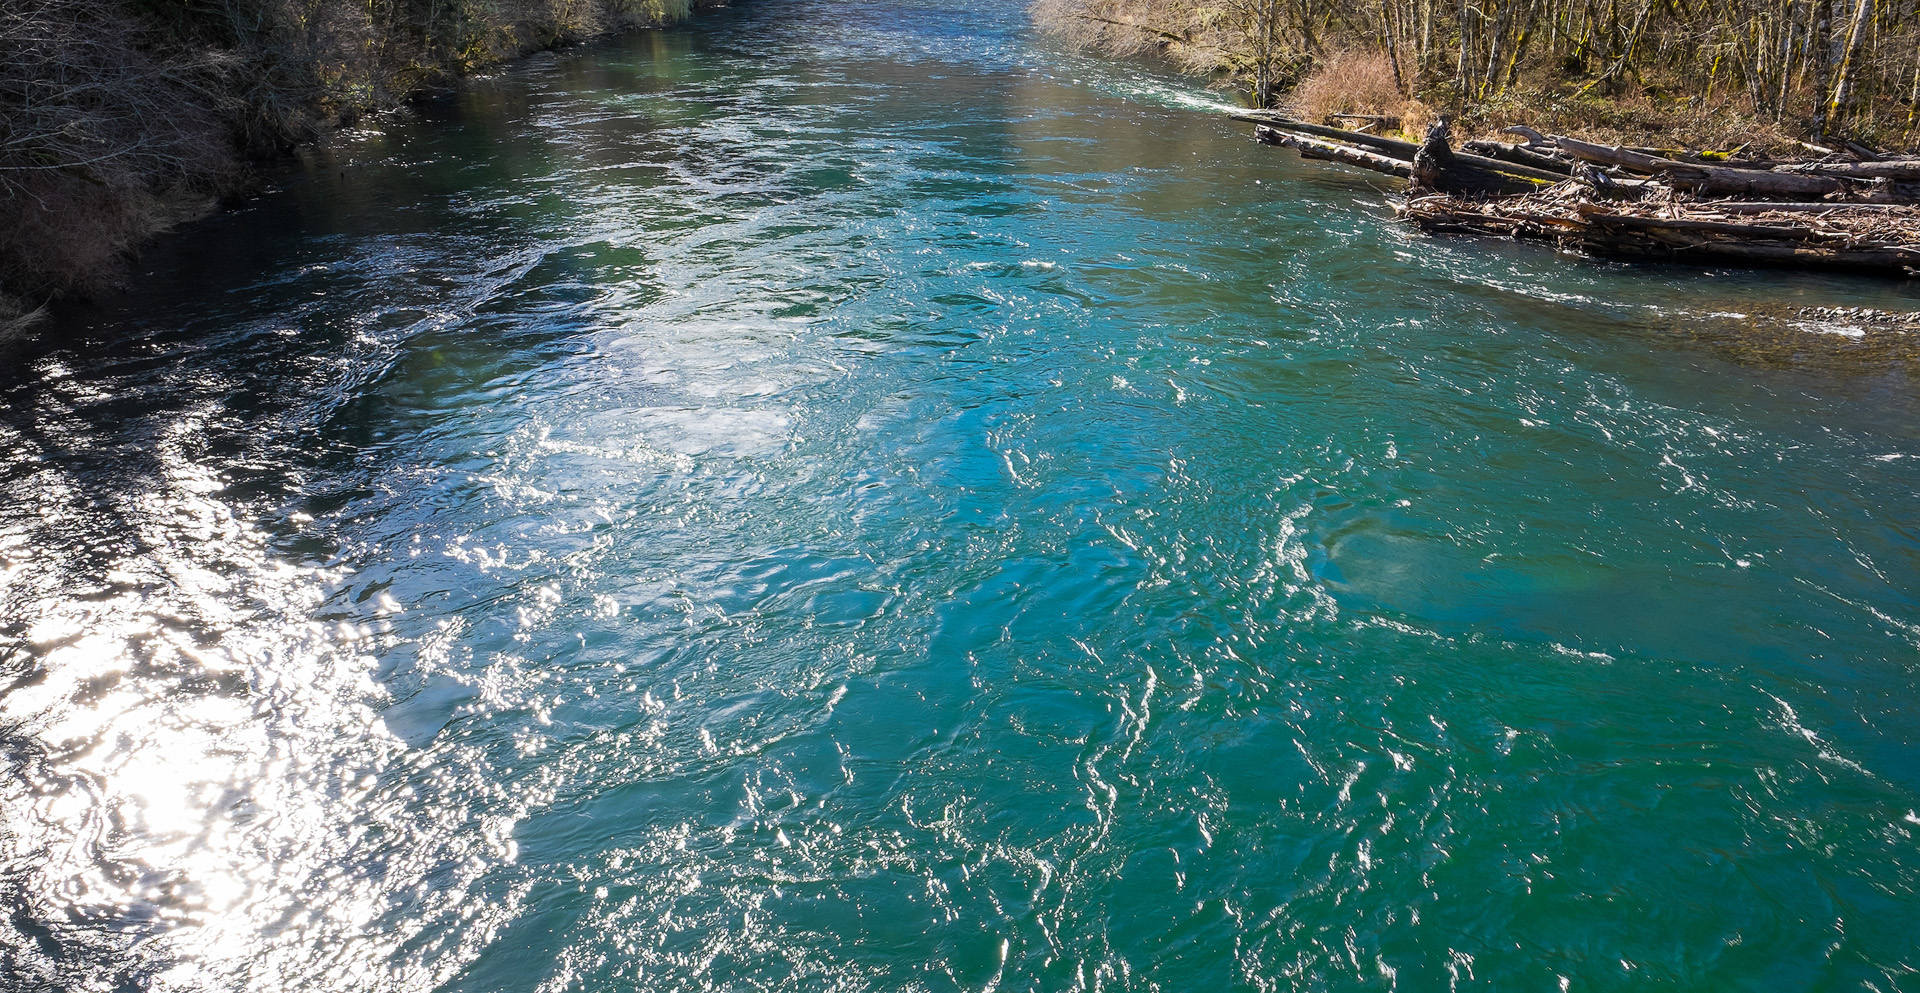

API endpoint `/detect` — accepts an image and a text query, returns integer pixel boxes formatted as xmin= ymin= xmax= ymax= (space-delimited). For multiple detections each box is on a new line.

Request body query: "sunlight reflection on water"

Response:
xmin=5 ymin=0 xmax=1920 ymax=990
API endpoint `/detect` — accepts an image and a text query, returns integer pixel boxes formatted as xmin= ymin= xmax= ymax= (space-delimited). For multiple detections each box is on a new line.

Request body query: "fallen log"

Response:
xmin=1430 ymin=151 xmax=1568 ymax=186
xmin=1501 ymin=129 xmax=1778 ymax=170
xmin=1773 ymin=160 xmax=1920 ymax=178
xmin=1705 ymin=201 xmax=1918 ymax=213
xmin=1462 ymin=140 xmax=1576 ymax=174
xmin=1232 ymin=112 xmax=1419 ymax=157
xmin=1678 ymin=168 xmax=1890 ymax=199
xmin=1254 ymin=126 xmax=1412 ymax=177
xmin=1547 ymin=135 xmax=1685 ymax=173
xmin=1636 ymin=151 xmax=1783 ymax=170
xmin=1687 ymin=158 xmax=1785 ymax=171
xmin=1573 ymin=207 xmax=1822 ymax=240
xmin=1235 ymin=113 xmax=1570 ymax=184
xmin=1580 ymin=237 xmax=1920 ymax=272
xmin=1841 ymin=140 xmax=1884 ymax=161
xmin=1543 ymin=135 xmax=1891 ymax=198
xmin=1397 ymin=186 xmax=1920 ymax=275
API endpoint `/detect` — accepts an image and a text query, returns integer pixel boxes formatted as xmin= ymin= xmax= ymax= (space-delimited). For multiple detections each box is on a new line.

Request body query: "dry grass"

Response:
xmin=1289 ymin=51 xmax=1405 ymax=122
xmin=1458 ymin=79 xmax=1847 ymax=157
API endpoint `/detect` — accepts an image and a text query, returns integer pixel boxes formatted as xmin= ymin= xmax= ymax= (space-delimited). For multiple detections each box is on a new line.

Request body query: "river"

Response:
xmin=4 ymin=1 xmax=1920 ymax=989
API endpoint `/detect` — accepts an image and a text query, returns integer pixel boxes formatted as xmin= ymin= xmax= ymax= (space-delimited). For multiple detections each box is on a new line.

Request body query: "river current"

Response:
xmin=5 ymin=1 xmax=1920 ymax=989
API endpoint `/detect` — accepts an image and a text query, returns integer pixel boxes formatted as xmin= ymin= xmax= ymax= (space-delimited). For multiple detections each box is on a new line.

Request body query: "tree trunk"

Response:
xmin=1810 ymin=0 xmax=1833 ymax=135
xmin=1825 ymin=0 xmax=1874 ymax=128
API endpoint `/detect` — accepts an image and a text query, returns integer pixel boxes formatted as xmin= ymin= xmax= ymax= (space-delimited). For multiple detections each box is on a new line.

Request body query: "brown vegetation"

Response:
xmin=0 ymin=0 xmax=700 ymax=316
xmin=1291 ymin=50 xmax=1411 ymax=122
xmin=1033 ymin=0 xmax=1920 ymax=152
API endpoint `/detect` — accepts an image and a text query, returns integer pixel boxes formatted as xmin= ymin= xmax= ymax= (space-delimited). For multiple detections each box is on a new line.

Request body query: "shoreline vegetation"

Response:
xmin=1033 ymin=0 xmax=1920 ymax=279
xmin=10 ymin=0 xmax=1919 ymax=327
xmin=0 ymin=0 xmax=712 ymax=330
xmin=1031 ymin=0 xmax=1920 ymax=154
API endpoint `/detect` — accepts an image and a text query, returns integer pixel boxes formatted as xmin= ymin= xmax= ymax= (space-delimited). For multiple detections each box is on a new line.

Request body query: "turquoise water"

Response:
xmin=5 ymin=2 xmax=1920 ymax=989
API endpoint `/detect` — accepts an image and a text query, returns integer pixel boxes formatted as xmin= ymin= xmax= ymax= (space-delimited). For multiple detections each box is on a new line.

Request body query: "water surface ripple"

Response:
xmin=5 ymin=2 xmax=1920 ymax=989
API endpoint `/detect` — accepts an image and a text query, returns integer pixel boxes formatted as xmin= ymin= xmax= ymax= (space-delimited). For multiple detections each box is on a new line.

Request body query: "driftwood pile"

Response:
xmin=1405 ymin=183 xmax=1920 ymax=273
xmin=1236 ymin=110 xmax=1920 ymax=275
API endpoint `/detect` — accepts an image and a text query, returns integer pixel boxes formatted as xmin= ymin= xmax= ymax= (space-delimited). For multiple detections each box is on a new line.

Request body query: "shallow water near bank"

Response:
xmin=4 ymin=1 xmax=1920 ymax=990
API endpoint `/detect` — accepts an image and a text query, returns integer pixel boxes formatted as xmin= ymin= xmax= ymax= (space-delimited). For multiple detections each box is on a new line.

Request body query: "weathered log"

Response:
xmin=1773 ymin=159 xmax=1920 ymax=178
xmin=1240 ymin=115 xmax=1569 ymax=186
xmin=1232 ymin=112 xmax=1420 ymax=158
xmin=1444 ymin=155 xmax=1567 ymax=185
xmin=1543 ymin=135 xmax=1889 ymax=198
xmin=1703 ymin=201 xmax=1919 ymax=213
xmin=1677 ymin=168 xmax=1890 ymax=199
xmin=1547 ymin=136 xmax=1691 ymax=173
xmin=1254 ymin=126 xmax=1412 ymax=178
xmin=1624 ymin=147 xmax=1783 ymax=169
xmin=1398 ymin=188 xmax=1920 ymax=275
xmin=1462 ymin=140 xmax=1576 ymax=174
xmin=1682 ymin=157 xmax=1788 ymax=170
xmin=1578 ymin=171 xmax=1664 ymax=194
xmin=1509 ymin=128 xmax=1784 ymax=171
xmin=1580 ymin=238 xmax=1920 ymax=272
xmin=1573 ymin=207 xmax=1821 ymax=240
xmin=1500 ymin=125 xmax=1550 ymax=145
xmin=1841 ymin=140 xmax=1885 ymax=161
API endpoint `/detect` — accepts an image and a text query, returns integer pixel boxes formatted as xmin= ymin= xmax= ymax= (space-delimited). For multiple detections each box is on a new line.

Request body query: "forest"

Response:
xmin=1034 ymin=0 xmax=1920 ymax=150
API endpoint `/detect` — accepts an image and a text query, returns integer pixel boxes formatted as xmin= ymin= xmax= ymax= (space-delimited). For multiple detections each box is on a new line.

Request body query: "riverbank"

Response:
xmin=1033 ymin=0 xmax=1920 ymax=157
xmin=0 ymin=0 xmax=719 ymax=330
xmin=1242 ymin=112 xmax=1920 ymax=279
xmin=7 ymin=3 xmax=1920 ymax=985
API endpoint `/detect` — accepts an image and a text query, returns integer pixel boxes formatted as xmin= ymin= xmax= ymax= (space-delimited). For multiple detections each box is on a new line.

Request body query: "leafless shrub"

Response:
xmin=1291 ymin=50 xmax=1406 ymax=122
xmin=0 ymin=0 xmax=239 ymax=295
xmin=0 ymin=291 xmax=47 ymax=339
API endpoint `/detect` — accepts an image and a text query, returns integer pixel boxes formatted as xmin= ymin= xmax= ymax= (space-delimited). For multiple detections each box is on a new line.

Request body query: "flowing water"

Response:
xmin=5 ymin=1 xmax=1920 ymax=989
